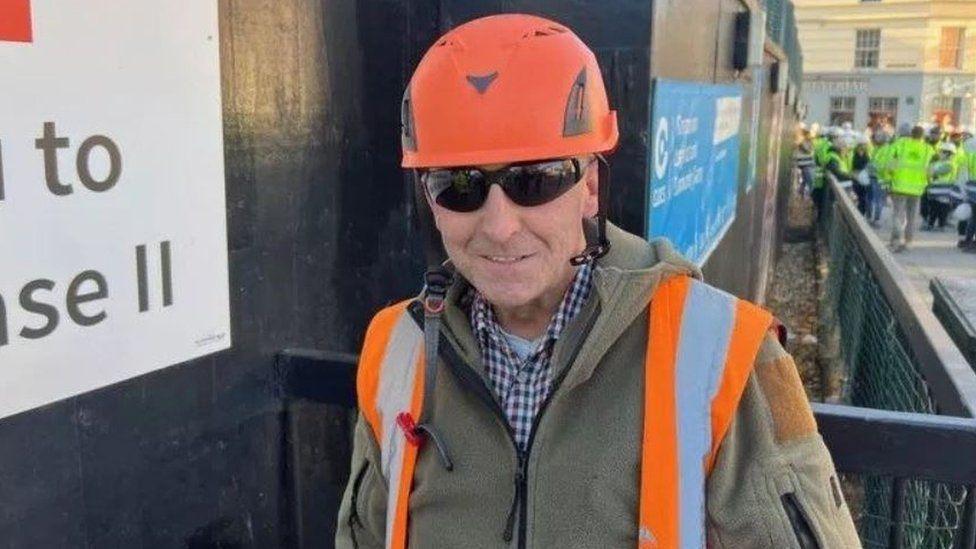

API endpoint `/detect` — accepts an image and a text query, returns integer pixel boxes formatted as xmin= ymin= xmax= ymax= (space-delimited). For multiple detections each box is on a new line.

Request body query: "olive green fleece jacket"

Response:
xmin=336 ymin=223 xmax=861 ymax=548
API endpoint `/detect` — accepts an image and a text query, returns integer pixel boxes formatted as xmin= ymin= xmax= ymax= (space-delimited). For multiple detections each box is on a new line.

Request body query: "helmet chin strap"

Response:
xmin=570 ymin=154 xmax=612 ymax=266
xmin=404 ymin=171 xmax=455 ymax=471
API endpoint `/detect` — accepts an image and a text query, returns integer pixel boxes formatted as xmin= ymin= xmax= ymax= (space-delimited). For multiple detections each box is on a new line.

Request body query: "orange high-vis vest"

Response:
xmin=356 ymin=275 xmax=772 ymax=549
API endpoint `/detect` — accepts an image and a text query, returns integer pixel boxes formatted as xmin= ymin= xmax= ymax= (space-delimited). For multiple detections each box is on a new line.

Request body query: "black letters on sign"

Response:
xmin=66 ymin=270 xmax=109 ymax=326
xmin=19 ymin=279 xmax=59 ymax=340
xmin=136 ymin=241 xmax=174 ymax=312
xmin=34 ymin=121 xmax=122 ymax=196
xmin=35 ymin=122 xmax=72 ymax=196
xmin=0 ymin=269 xmax=112 ymax=348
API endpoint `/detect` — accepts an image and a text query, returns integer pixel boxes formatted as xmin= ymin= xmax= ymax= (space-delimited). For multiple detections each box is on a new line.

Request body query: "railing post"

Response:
xmin=958 ymin=486 xmax=976 ymax=549
xmin=890 ymin=477 xmax=907 ymax=549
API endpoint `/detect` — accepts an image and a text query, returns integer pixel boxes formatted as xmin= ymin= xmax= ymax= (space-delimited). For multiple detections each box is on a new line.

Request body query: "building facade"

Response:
xmin=795 ymin=0 xmax=976 ymax=130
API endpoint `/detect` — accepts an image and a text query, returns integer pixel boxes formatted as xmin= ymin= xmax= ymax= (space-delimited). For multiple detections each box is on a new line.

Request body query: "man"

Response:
xmin=869 ymin=130 xmax=894 ymax=227
xmin=926 ymin=124 xmax=945 ymax=148
xmin=924 ymin=142 xmax=960 ymax=231
xmin=336 ymin=14 xmax=860 ymax=548
xmin=824 ymin=133 xmax=855 ymax=190
xmin=888 ymin=125 xmax=932 ymax=253
xmin=794 ymin=125 xmax=816 ymax=197
xmin=811 ymin=127 xmax=841 ymax=220
xmin=851 ymin=134 xmax=873 ymax=216
xmin=960 ymin=137 xmax=976 ymax=251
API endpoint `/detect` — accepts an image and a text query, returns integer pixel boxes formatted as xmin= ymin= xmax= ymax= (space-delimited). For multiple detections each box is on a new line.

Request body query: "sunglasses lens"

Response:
xmin=504 ymin=159 xmax=580 ymax=207
xmin=422 ymin=158 xmax=584 ymax=212
xmin=425 ymin=169 xmax=488 ymax=212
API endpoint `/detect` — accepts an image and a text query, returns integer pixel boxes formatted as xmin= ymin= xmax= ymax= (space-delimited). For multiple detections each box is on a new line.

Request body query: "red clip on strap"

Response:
xmin=396 ymin=412 xmax=424 ymax=447
xmin=424 ymin=297 xmax=445 ymax=315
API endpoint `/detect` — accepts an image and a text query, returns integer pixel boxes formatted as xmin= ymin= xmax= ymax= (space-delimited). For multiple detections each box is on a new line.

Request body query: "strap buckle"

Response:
xmin=423 ymin=269 xmax=451 ymax=315
xmin=396 ymin=412 xmax=424 ymax=447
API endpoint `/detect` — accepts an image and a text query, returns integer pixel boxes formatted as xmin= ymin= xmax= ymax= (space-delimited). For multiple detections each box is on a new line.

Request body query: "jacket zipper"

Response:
xmin=514 ymin=304 xmax=598 ymax=549
xmin=408 ymin=299 xmax=599 ymax=549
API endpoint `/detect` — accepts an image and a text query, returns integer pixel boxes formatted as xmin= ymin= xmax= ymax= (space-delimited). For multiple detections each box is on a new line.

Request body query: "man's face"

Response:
xmin=428 ymin=158 xmax=599 ymax=310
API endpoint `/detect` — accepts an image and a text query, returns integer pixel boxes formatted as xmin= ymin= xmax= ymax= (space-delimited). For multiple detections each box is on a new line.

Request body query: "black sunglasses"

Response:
xmin=419 ymin=157 xmax=592 ymax=213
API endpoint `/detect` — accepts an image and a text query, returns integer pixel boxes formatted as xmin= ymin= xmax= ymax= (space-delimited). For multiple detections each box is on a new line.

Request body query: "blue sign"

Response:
xmin=648 ymin=79 xmax=743 ymax=265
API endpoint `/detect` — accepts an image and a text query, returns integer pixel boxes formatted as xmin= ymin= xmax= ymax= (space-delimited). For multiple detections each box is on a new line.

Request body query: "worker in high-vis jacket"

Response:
xmin=889 ymin=125 xmax=934 ymax=253
xmin=336 ymin=14 xmax=861 ymax=549
xmin=924 ymin=142 xmax=961 ymax=231
xmin=869 ymin=130 xmax=895 ymax=226
xmin=811 ymin=127 xmax=838 ymax=220
xmin=959 ymin=137 xmax=976 ymax=251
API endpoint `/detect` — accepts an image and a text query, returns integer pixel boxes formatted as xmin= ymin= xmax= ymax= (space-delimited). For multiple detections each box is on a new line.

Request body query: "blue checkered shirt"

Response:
xmin=469 ymin=263 xmax=593 ymax=450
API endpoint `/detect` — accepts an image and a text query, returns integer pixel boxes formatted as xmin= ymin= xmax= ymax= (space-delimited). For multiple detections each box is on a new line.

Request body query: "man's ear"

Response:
xmin=582 ymin=161 xmax=599 ymax=218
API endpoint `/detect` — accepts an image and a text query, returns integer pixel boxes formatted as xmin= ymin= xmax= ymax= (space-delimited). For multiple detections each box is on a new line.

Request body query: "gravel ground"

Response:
xmin=765 ymin=189 xmax=823 ymax=399
xmin=766 ymin=189 xmax=867 ymax=524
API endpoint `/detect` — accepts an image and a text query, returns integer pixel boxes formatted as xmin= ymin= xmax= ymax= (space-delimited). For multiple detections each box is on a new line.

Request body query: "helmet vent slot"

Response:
xmin=562 ymin=68 xmax=592 ymax=137
xmin=524 ymin=25 xmax=566 ymax=38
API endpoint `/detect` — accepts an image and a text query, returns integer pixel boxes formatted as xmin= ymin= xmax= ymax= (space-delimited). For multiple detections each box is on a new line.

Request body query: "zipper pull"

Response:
xmin=503 ymin=455 xmax=526 ymax=542
xmin=503 ymin=465 xmax=523 ymax=542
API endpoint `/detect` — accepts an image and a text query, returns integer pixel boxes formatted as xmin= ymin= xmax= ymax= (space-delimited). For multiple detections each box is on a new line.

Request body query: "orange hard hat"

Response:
xmin=401 ymin=14 xmax=619 ymax=168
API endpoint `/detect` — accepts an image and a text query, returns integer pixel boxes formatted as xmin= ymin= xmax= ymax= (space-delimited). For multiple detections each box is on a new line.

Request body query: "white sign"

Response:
xmin=713 ymin=96 xmax=743 ymax=145
xmin=0 ymin=1 xmax=230 ymax=419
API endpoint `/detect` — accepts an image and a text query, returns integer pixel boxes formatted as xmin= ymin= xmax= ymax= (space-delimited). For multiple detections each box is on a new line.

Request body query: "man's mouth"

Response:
xmin=480 ymin=254 xmax=533 ymax=264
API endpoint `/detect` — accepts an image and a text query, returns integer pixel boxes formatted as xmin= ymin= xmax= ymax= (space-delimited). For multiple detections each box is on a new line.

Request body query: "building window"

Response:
xmin=830 ymin=96 xmax=857 ymax=125
xmin=939 ymin=27 xmax=965 ymax=69
xmin=932 ymin=96 xmax=963 ymax=126
xmin=855 ymin=29 xmax=881 ymax=68
xmin=868 ymin=97 xmax=898 ymax=130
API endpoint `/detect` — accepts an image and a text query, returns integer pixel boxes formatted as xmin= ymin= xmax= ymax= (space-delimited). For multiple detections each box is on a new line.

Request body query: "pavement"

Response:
xmin=869 ymin=200 xmax=976 ymax=307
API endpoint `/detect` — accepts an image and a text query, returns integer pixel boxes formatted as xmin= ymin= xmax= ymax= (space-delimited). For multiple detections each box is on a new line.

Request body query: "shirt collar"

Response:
xmin=469 ymin=262 xmax=593 ymax=361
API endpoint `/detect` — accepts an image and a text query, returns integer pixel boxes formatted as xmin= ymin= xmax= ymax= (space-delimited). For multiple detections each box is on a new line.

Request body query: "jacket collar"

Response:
xmin=434 ymin=222 xmax=701 ymax=388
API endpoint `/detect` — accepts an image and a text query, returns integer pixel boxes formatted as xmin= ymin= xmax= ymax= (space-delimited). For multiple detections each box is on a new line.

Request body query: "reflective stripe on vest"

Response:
xmin=966 ymin=181 xmax=976 ymax=201
xmin=356 ymin=300 xmax=426 ymax=549
xmin=358 ymin=276 xmax=772 ymax=549
xmin=638 ymin=275 xmax=772 ymax=548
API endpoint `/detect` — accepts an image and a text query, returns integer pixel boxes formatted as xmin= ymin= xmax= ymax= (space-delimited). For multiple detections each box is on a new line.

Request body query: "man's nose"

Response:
xmin=478 ymin=185 xmax=521 ymax=243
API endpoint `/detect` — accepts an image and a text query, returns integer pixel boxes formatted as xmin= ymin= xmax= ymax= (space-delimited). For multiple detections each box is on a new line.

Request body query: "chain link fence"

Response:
xmin=819 ymin=188 xmax=970 ymax=548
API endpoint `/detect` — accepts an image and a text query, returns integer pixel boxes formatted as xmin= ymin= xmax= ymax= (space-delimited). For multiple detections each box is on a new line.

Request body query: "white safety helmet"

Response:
xmin=964 ymin=137 xmax=976 ymax=156
xmin=841 ymin=121 xmax=854 ymax=132
xmin=939 ymin=141 xmax=957 ymax=155
xmin=832 ymin=134 xmax=853 ymax=149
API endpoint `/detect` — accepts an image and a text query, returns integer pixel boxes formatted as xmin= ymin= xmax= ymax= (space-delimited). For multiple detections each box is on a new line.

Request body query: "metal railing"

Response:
xmin=818 ymin=176 xmax=976 ymax=548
